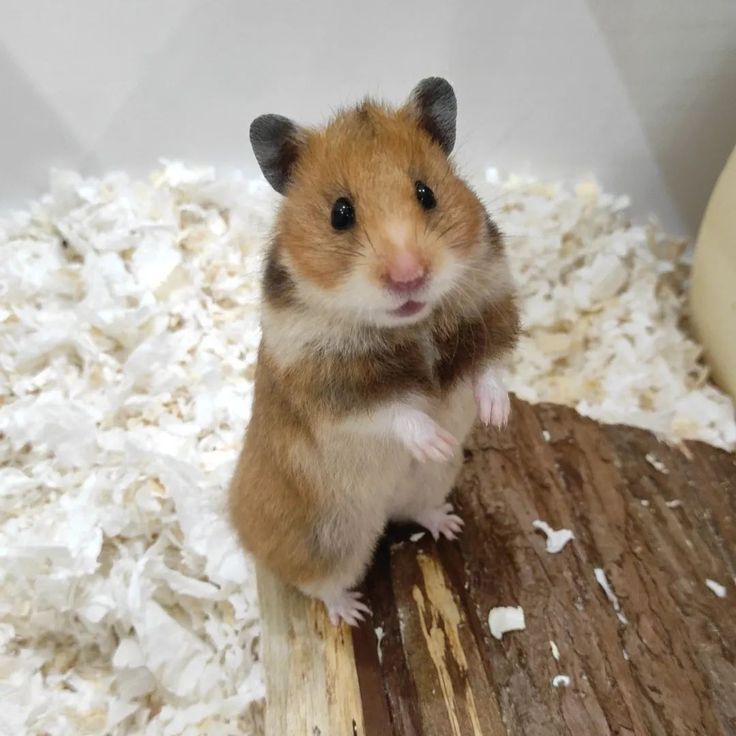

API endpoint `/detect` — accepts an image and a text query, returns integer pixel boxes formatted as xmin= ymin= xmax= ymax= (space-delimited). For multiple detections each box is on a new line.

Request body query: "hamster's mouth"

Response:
xmin=390 ymin=300 xmax=426 ymax=318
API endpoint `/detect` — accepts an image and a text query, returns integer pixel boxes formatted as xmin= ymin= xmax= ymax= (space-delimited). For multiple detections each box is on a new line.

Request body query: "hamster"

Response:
xmin=229 ymin=77 xmax=520 ymax=626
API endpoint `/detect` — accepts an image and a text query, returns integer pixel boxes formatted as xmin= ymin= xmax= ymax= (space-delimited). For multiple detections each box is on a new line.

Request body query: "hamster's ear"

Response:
xmin=405 ymin=77 xmax=457 ymax=155
xmin=250 ymin=114 xmax=305 ymax=194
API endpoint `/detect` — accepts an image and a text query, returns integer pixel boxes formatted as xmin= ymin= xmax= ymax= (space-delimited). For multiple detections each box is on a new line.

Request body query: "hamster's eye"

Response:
xmin=415 ymin=181 xmax=436 ymax=210
xmin=331 ymin=197 xmax=355 ymax=230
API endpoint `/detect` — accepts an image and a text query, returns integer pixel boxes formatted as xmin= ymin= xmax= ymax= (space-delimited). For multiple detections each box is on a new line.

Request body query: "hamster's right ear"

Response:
xmin=249 ymin=114 xmax=305 ymax=194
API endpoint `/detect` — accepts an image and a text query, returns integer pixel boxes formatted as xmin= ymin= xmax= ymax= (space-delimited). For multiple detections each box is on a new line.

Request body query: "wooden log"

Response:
xmin=256 ymin=397 xmax=736 ymax=735
xmin=257 ymin=566 xmax=365 ymax=735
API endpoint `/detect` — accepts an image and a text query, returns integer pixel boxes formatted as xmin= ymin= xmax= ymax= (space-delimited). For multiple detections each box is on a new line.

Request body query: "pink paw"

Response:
xmin=415 ymin=503 xmax=465 ymax=541
xmin=473 ymin=368 xmax=511 ymax=428
xmin=325 ymin=590 xmax=371 ymax=627
xmin=398 ymin=410 xmax=458 ymax=463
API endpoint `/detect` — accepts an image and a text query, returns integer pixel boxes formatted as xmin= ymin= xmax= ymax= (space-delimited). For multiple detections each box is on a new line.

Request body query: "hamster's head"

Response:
xmin=251 ymin=77 xmax=490 ymax=328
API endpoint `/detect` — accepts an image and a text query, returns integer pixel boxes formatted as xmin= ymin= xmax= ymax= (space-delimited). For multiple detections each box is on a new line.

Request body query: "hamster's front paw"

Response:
xmin=394 ymin=407 xmax=458 ymax=463
xmin=414 ymin=502 xmax=465 ymax=541
xmin=473 ymin=365 xmax=510 ymax=428
xmin=325 ymin=590 xmax=371 ymax=627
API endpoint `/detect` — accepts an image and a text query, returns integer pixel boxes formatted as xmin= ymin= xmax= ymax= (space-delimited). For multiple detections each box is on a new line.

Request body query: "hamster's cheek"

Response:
xmin=329 ymin=268 xmax=395 ymax=315
xmin=323 ymin=269 xmax=433 ymax=328
xmin=426 ymin=252 xmax=464 ymax=298
xmin=330 ymin=255 xmax=464 ymax=327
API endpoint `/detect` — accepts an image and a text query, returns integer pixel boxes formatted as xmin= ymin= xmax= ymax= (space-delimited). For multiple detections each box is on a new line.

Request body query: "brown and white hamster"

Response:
xmin=229 ymin=77 xmax=519 ymax=625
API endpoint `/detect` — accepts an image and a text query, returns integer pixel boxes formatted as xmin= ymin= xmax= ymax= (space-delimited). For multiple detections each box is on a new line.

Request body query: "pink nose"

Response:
xmin=385 ymin=253 xmax=427 ymax=292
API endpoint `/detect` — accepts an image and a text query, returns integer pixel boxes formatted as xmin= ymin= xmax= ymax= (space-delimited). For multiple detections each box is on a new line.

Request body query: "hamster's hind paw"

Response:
xmin=325 ymin=590 xmax=371 ymax=627
xmin=414 ymin=502 xmax=465 ymax=541
xmin=473 ymin=366 xmax=510 ymax=428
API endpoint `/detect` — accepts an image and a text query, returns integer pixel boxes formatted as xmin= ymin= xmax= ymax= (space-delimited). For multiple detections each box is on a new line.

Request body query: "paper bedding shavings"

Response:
xmin=1 ymin=161 xmax=735 ymax=735
xmin=0 ymin=163 xmax=273 ymax=736
xmin=594 ymin=568 xmax=629 ymax=625
xmin=552 ymin=675 xmax=571 ymax=688
xmin=705 ymin=579 xmax=727 ymax=598
xmin=374 ymin=626 xmax=385 ymax=663
xmin=532 ymin=520 xmax=574 ymax=553
xmin=488 ymin=606 xmax=526 ymax=640
xmin=485 ymin=169 xmax=736 ymax=451
xmin=645 ymin=453 xmax=669 ymax=474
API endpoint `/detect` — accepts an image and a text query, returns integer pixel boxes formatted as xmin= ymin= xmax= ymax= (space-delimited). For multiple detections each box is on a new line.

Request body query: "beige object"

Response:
xmin=256 ymin=564 xmax=366 ymax=736
xmin=690 ymin=144 xmax=736 ymax=401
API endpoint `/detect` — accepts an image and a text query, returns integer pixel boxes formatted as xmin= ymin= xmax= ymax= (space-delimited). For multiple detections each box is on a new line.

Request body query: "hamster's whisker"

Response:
xmin=456 ymin=262 xmax=501 ymax=276
xmin=300 ymin=243 xmax=362 ymax=258
xmin=444 ymin=235 xmax=470 ymax=250
xmin=359 ymin=226 xmax=377 ymax=255
xmin=433 ymin=222 xmax=461 ymax=241
xmin=478 ymin=188 xmax=523 ymax=211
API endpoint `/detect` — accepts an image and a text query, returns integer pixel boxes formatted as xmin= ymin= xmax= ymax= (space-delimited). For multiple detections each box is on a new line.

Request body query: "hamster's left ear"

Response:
xmin=405 ymin=77 xmax=457 ymax=155
xmin=250 ymin=114 xmax=306 ymax=194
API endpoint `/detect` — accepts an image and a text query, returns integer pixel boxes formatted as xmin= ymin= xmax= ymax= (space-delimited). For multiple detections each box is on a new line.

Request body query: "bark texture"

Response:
xmin=259 ymin=397 xmax=736 ymax=736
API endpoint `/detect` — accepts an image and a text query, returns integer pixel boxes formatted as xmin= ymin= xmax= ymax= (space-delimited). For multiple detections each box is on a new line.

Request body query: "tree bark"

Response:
xmin=258 ymin=397 xmax=736 ymax=735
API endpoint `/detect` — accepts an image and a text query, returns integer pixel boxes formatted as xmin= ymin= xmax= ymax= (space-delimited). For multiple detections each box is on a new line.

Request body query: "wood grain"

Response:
xmin=257 ymin=565 xmax=365 ymax=736
xmin=257 ymin=397 xmax=736 ymax=735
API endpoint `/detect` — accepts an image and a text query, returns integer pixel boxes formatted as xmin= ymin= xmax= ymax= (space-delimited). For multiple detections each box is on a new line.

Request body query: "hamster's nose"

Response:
xmin=384 ymin=252 xmax=428 ymax=293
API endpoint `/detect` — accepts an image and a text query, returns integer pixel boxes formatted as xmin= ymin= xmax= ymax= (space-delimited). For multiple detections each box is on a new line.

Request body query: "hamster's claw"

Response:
xmin=390 ymin=406 xmax=458 ymax=463
xmin=414 ymin=502 xmax=465 ymax=541
xmin=406 ymin=422 xmax=458 ymax=463
xmin=474 ymin=367 xmax=511 ymax=429
xmin=326 ymin=590 xmax=372 ymax=627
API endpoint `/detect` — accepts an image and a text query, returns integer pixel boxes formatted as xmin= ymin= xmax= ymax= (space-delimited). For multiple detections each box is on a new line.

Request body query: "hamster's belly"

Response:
xmin=310 ymin=380 xmax=477 ymax=525
xmin=387 ymin=379 xmax=477 ymax=518
xmin=312 ymin=426 xmax=412 ymax=507
xmin=432 ymin=378 xmax=477 ymax=444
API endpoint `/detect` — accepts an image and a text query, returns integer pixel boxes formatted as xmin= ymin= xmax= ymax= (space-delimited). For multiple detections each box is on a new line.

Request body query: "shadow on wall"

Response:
xmin=587 ymin=0 xmax=736 ymax=233
xmin=85 ymin=0 xmax=456 ymax=177
xmin=1 ymin=0 xmax=734 ymax=236
xmin=0 ymin=45 xmax=89 ymax=205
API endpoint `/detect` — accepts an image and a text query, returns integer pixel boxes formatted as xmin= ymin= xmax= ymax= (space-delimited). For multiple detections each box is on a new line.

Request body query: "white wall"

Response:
xmin=1 ymin=0 xmax=735 ymax=235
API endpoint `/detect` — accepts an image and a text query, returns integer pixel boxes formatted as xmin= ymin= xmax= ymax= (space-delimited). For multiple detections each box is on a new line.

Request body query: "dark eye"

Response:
xmin=331 ymin=197 xmax=355 ymax=230
xmin=415 ymin=181 xmax=436 ymax=210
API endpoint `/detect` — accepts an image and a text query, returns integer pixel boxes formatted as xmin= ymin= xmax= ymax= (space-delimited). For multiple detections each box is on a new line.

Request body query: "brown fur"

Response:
xmin=433 ymin=294 xmax=520 ymax=390
xmin=229 ymin=350 xmax=335 ymax=586
xmin=277 ymin=102 xmax=483 ymax=290
xmin=229 ymin=92 xmax=520 ymax=591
